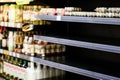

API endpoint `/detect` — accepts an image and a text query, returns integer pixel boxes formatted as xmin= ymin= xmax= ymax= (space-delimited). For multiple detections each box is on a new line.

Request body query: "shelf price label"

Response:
xmin=1 ymin=22 xmax=4 ymax=26
xmin=12 ymin=52 xmax=16 ymax=57
xmin=0 ymin=49 xmax=1 ymax=53
xmin=56 ymin=15 xmax=61 ymax=21
xmin=16 ymin=53 xmax=20 ymax=58
xmin=16 ymin=0 xmax=30 ymax=5
xmin=9 ymin=52 xmax=13 ymax=56
xmin=0 ymin=49 xmax=3 ymax=54
xmin=30 ymin=57 xmax=34 ymax=62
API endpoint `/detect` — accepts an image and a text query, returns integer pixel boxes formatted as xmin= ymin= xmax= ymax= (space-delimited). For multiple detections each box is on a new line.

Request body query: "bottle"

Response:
xmin=30 ymin=37 xmax=35 ymax=56
xmin=15 ymin=5 xmax=23 ymax=23
xmin=15 ymin=31 xmax=19 ymax=52
xmin=34 ymin=40 xmax=41 ymax=57
xmin=18 ymin=59 xmax=23 ymax=67
xmin=23 ymin=6 xmax=27 ymax=23
xmin=0 ymin=27 xmax=2 ymax=48
xmin=35 ymin=63 xmax=43 ymax=80
xmin=22 ymin=33 xmax=28 ymax=55
xmin=9 ymin=75 xmax=14 ymax=80
xmin=30 ymin=5 xmax=34 ymax=24
xmin=27 ymin=37 xmax=33 ymax=56
xmin=22 ymin=60 xmax=28 ymax=68
xmin=0 ymin=5 xmax=4 ymax=22
xmin=8 ymin=31 xmax=14 ymax=51
xmin=13 ymin=31 xmax=17 ymax=51
xmin=0 ymin=54 xmax=3 ymax=76
xmin=27 ymin=6 xmax=31 ymax=23
xmin=26 ymin=62 xmax=36 ymax=80
xmin=22 ymin=60 xmax=28 ymax=80
xmin=33 ymin=5 xmax=39 ymax=25
xmin=9 ymin=56 xmax=14 ymax=64
xmin=9 ymin=4 xmax=15 ymax=23
xmin=18 ymin=31 xmax=23 ymax=53
xmin=14 ymin=57 xmax=19 ymax=66
xmin=27 ymin=31 xmax=35 ymax=56
xmin=3 ymin=4 xmax=9 ymax=22
xmin=2 ymin=27 xmax=8 ymax=49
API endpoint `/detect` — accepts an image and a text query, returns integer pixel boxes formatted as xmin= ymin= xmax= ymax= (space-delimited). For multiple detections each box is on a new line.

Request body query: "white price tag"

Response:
xmin=9 ymin=52 xmax=12 ymax=56
xmin=0 ymin=49 xmax=2 ymax=53
xmin=8 ymin=22 xmax=11 ymax=27
xmin=3 ymin=22 xmax=5 ymax=26
xmin=16 ymin=23 xmax=22 ymax=28
xmin=56 ymin=15 xmax=61 ymax=21
xmin=17 ymin=53 xmax=20 ymax=58
xmin=0 ymin=49 xmax=3 ymax=54
xmin=11 ymin=23 xmax=15 ymax=28
xmin=5 ymin=22 xmax=8 ymax=26
xmin=30 ymin=57 xmax=34 ymax=62
xmin=1 ymin=22 xmax=4 ymax=26
xmin=13 ymin=52 xmax=16 ymax=57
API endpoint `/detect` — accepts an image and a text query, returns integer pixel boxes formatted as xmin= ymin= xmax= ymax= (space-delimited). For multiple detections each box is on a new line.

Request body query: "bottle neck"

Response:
xmin=30 ymin=62 xmax=34 ymax=69
xmin=36 ymin=63 xmax=40 ymax=69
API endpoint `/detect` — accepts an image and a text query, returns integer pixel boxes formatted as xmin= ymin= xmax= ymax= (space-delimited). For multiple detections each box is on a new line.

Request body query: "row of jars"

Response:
xmin=39 ymin=7 xmax=120 ymax=18
xmin=0 ymin=4 xmax=50 ymax=25
xmin=65 ymin=12 xmax=120 ymax=18
xmin=39 ymin=7 xmax=82 ymax=16
xmin=95 ymin=7 xmax=120 ymax=13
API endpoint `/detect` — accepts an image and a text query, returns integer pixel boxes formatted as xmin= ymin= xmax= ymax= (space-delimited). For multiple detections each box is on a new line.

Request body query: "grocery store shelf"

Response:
xmin=0 ymin=49 xmax=120 ymax=80
xmin=34 ymin=35 xmax=120 ymax=54
xmin=35 ymin=15 xmax=120 ymax=25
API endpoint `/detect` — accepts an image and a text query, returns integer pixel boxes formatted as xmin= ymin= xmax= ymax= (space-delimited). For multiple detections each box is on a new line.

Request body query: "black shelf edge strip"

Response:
xmin=36 ymin=15 xmax=120 ymax=25
xmin=34 ymin=35 xmax=120 ymax=54
xmin=0 ymin=49 xmax=120 ymax=80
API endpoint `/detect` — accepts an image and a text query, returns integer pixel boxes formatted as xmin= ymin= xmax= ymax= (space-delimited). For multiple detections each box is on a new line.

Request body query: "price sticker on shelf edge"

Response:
xmin=9 ymin=52 xmax=12 ymax=56
xmin=1 ymin=22 xmax=4 ymax=26
xmin=13 ymin=52 xmax=16 ymax=57
xmin=56 ymin=15 xmax=61 ymax=21
xmin=1 ymin=49 xmax=3 ymax=54
xmin=0 ymin=49 xmax=3 ymax=54
xmin=17 ymin=53 xmax=20 ymax=58
xmin=0 ymin=49 xmax=1 ymax=53
xmin=30 ymin=57 xmax=34 ymax=62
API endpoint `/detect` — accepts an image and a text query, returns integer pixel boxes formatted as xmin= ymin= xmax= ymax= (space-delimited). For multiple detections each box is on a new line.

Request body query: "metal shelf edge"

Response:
xmin=36 ymin=15 xmax=120 ymax=25
xmin=34 ymin=35 xmax=120 ymax=54
xmin=0 ymin=49 xmax=120 ymax=80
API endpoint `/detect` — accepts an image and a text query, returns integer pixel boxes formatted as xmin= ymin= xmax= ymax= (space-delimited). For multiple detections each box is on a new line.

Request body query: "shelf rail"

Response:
xmin=0 ymin=49 xmax=120 ymax=80
xmin=34 ymin=35 xmax=120 ymax=54
xmin=35 ymin=15 xmax=120 ymax=25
